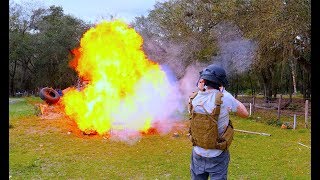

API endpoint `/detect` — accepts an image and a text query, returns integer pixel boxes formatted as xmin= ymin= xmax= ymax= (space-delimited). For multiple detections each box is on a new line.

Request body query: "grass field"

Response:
xmin=9 ymin=96 xmax=311 ymax=179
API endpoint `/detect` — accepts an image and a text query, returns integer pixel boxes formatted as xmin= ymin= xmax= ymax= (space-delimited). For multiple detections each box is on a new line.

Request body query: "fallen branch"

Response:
xmin=234 ymin=129 xmax=271 ymax=136
xmin=298 ymin=142 xmax=311 ymax=149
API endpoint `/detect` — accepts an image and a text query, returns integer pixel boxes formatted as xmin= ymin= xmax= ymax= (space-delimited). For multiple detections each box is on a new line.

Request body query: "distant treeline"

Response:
xmin=9 ymin=0 xmax=311 ymax=100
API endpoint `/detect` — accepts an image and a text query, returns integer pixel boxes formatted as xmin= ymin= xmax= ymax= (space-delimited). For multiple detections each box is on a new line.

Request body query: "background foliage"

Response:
xmin=9 ymin=0 xmax=311 ymax=101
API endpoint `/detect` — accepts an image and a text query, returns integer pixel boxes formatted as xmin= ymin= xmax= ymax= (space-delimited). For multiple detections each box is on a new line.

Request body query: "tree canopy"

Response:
xmin=9 ymin=0 xmax=311 ymax=99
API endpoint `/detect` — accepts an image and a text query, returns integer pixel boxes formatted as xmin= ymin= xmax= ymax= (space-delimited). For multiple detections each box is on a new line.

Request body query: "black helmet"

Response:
xmin=199 ymin=64 xmax=229 ymax=87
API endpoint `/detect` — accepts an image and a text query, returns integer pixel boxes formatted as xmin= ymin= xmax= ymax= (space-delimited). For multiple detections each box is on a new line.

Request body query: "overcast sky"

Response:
xmin=12 ymin=0 xmax=165 ymax=23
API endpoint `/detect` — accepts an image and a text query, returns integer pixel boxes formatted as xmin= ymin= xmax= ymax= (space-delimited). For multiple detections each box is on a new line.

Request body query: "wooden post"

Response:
xmin=249 ymin=103 xmax=252 ymax=117
xmin=277 ymin=94 xmax=282 ymax=121
xmin=293 ymin=114 xmax=297 ymax=130
xmin=305 ymin=100 xmax=309 ymax=128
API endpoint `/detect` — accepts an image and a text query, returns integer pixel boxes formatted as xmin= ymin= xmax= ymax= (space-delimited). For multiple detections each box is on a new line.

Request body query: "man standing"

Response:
xmin=188 ymin=64 xmax=249 ymax=180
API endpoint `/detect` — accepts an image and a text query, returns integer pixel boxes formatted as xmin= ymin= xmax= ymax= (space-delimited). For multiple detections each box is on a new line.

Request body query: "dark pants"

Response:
xmin=190 ymin=149 xmax=230 ymax=180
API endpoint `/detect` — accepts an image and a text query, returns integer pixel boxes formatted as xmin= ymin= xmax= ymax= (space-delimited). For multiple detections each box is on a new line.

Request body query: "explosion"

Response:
xmin=61 ymin=20 xmax=180 ymax=138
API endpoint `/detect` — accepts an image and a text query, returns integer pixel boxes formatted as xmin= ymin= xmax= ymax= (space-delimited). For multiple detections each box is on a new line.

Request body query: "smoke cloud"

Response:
xmin=142 ymin=21 xmax=256 ymax=101
xmin=211 ymin=22 xmax=257 ymax=75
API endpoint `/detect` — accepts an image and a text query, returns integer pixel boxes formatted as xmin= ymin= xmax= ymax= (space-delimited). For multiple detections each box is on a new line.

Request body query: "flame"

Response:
xmin=61 ymin=20 xmax=175 ymax=136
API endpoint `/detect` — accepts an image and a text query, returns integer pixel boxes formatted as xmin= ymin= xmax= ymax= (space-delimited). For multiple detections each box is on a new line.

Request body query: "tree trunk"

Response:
xmin=21 ymin=62 xmax=28 ymax=91
xmin=9 ymin=60 xmax=17 ymax=96
xmin=261 ymin=69 xmax=273 ymax=102
xmin=248 ymin=71 xmax=255 ymax=96
xmin=289 ymin=58 xmax=297 ymax=95
xmin=235 ymin=76 xmax=239 ymax=98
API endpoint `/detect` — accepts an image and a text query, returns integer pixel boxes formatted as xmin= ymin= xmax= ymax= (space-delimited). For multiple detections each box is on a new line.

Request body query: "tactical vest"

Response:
xmin=188 ymin=91 xmax=234 ymax=150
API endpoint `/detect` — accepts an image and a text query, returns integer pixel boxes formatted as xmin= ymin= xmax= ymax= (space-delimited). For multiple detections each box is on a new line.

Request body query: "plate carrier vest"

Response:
xmin=188 ymin=91 xmax=233 ymax=150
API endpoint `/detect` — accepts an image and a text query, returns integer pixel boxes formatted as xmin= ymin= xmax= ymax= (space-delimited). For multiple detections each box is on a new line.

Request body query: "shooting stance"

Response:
xmin=188 ymin=64 xmax=249 ymax=180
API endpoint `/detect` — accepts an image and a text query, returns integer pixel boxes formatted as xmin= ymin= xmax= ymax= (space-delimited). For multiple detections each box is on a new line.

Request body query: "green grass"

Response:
xmin=9 ymin=97 xmax=43 ymax=116
xmin=9 ymin=97 xmax=43 ymax=128
xmin=229 ymin=118 xmax=311 ymax=179
xmin=9 ymin=97 xmax=311 ymax=179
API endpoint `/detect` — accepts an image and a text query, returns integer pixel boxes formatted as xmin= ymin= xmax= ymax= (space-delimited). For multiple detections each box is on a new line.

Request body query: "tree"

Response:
xmin=33 ymin=6 xmax=90 ymax=88
xmin=231 ymin=0 xmax=311 ymax=99
xmin=132 ymin=0 xmax=227 ymax=78
xmin=9 ymin=2 xmax=91 ymax=96
xmin=9 ymin=1 xmax=46 ymax=95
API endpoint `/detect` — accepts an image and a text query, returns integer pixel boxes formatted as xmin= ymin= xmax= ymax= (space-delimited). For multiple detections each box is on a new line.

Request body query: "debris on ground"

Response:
xmin=172 ymin=132 xmax=180 ymax=137
xmin=83 ymin=130 xmax=98 ymax=136
xmin=281 ymin=122 xmax=293 ymax=129
xmin=35 ymin=101 xmax=65 ymax=120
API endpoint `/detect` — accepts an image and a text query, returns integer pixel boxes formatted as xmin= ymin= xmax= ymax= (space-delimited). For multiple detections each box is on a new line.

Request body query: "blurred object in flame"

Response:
xmin=83 ymin=129 xmax=98 ymax=135
xmin=36 ymin=101 xmax=65 ymax=120
xmin=38 ymin=103 xmax=49 ymax=115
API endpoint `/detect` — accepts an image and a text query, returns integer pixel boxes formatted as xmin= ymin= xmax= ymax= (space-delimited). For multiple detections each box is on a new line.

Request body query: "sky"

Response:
xmin=12 ymin=0 xmax=164 ymax=23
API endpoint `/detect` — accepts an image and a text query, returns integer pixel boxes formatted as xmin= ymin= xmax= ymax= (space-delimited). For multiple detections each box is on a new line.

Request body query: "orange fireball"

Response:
xmin=61 ymin=20 xmax=175 ymax=136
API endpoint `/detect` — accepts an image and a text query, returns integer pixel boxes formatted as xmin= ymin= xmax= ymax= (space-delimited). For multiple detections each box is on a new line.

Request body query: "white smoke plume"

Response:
xmin=211 ymin=22 xmax=257 ymax=75
xmin=139 ymin=21 xmax=257 ymax=123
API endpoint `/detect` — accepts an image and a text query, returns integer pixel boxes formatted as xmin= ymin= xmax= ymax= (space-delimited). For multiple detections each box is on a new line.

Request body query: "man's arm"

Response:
xmin=235 ymin=99 xmax=249 ymax=118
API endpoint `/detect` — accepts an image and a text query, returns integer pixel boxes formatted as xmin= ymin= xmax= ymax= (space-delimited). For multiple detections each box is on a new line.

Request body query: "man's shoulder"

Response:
xmin=189 ymin=91 xmax=198 ymax=99
xmin=222 ymin=90 xmax=233 ymax=97
xmin=222 ymin=91 xmax=236 ymax=102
